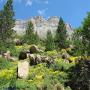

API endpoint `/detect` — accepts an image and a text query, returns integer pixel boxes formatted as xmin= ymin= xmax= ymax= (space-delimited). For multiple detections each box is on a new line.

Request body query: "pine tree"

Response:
xmin=34 ymin=31 xmax=40 ymax=45
xmin=0 ymin=0 xmax=15 ymax=48
xmin=25 ymin=21 xmax=34 ymax=44
xmin=26 ymin=21 xmax=34 ymax=36
xmin=24 ymin=21 xmax=39 ymax=45
xmin=0 ymin=10 xmax=4 ymax=41
xmin=3 ymin=0 xmax=15 ymax=42
xmin=45 ymin=30 xmax=55 ymax=51
xmin=55 ymin=17 xmax=67 ymax=49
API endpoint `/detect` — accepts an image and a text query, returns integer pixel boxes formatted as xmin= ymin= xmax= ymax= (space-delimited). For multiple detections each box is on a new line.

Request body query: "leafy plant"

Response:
xmin=68 ymin=59 xmax=90 ymax=90
xmin=0 ymin=57 xmax=13 ymax=70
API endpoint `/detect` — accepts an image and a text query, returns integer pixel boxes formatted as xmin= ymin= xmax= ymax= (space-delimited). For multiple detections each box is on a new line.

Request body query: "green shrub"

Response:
xmin=9 ymin=44 xmax=31 ymax=57
xmin=0 ymin=68 xmax=16 ymax=89
xmin=46 ymin=50 xmax=58 ymax=57
xmin=28 ymin=63 xmax=70 ymax=89
xmin=68 ymin=59 xmax=90 ymax=90
xmin=0 ymin=57 xmax=13 ymax=70
xmin=51 ymin=59 xmax=74 ymax=71
xmin=16 ymin=79 xmax=37 ymax=90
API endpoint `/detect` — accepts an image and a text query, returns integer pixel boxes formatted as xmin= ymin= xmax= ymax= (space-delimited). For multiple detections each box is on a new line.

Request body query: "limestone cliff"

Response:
xmin=13 ymin=16 xmax=74 ymax=39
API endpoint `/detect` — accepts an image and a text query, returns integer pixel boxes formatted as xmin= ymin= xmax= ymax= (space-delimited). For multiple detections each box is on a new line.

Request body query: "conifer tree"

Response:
xmin=72 ymin=28 xmax=84 ymax=56
xmin=25 ymin=21 xmax=34 ymax=44
xmin=55 ymin=17 xmax=67 ymax=49
xmin=0 ymin=10 xmax=4 ymax=41
xmin=24 ymin=21 xmax=39 ymax=45
xmin=45 ymin=30 xmax=55 ymax=51
xmin=3 ymin=0 xmax=15 ymax=43
xmin=82 ymin=12 xmax=90 ymax=56
xmin=0 ymin=0 xmax=15 ymax=48
xmin=34 ymin=31 xmax=40 ymax=44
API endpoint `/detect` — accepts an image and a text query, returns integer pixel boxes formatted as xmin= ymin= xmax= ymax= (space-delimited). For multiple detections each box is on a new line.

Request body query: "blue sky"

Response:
xmin=0 ymin=0 xmax=90 ymax=28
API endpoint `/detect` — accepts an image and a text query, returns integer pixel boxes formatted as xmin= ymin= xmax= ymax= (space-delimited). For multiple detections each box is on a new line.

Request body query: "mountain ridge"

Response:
xmin=13 ymin=16 xmax=74 ymax=39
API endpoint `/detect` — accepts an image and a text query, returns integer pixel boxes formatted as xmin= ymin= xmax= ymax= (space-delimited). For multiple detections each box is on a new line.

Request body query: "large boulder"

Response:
xmin=29 ymin=45 xmax=39 ymax=54
xmin=2 ymin=51 xmax=11 ymax=60
xmin=61 ymin=52 xmax=70 ymax=59
xmin=14 ymin=39 xmax=23 ymax=46
xmin=29 ymin=54 xmax=41 ymax=65
xmin=19 ymin=51 xmax=27 ymax=60
xmin=18 ymin=60 xmax=29 ymax=79
xmin=41 ymin=56 xmax=54 ymax=66
xmin=35 ymin=54 xmax=42 ymax=64
xmin=29 ymin=53 xmax=54 ymax=66
xmin=29 ymin=54 xmax=36 ymax=65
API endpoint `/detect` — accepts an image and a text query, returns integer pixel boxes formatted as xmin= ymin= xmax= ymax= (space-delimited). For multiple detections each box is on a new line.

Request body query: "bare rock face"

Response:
xmin=13 ymin=20 xmax=26 ymax=35
xmin=18 ymin=60 xmax=29 ymax=79
xmin=65 ymin=23 xmax=74 ymax=40
xmin=13 ymin=16 xmax=74 ymax=40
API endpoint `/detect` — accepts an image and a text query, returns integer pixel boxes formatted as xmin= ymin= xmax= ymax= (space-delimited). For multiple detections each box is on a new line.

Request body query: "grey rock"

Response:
xmin=13 ymin=16 xmax=74 ymax=40
xmin=29 ymin=54 xmax=54 ymax=66
xmin=18 ymin=60 xmax=29 ymax=79
xmin=2 ymin=51 xmax=11 ymax=60
xmin=62 ymin=52 xmax=70 ymax=60
xmin=29 ymin=45 xmax=40 ymax=54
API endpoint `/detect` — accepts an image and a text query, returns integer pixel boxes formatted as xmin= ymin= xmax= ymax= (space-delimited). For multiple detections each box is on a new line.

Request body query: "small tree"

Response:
xmin=68 ymin=59 xmax=90 ymax=90
xmin=34 ymin=31 xmax=40 ymax=45
xmin=82 ymin=12 xmax=90 ymax=56
xmin=24 ymin=21 xmax=39 ymax=45
xmin=24 ymin=21 xmax=34 ymax=44
xmin=72 ymin=27 xmax=84 ymax=56
xmin=55 ymin=17 xmax=67 ymax=49
xmin=45 ymin=30 xmax=55 ymax=51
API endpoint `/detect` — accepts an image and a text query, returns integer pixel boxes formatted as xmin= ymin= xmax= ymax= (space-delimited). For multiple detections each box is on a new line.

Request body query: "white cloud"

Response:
xmin=25 ymin=0 xmax=49 ymax=7
xmin=44 ymin=0 xmax=49 ymax=4
xmin=35 ymin=0 xmax=49 ymax=4
xmin=37 ymin=8 xmax=48 ymax=16
xmin=0 ymin=0 xmax=49 ymax=7
xmin=26 ymin=0 xmax=32 ymax=6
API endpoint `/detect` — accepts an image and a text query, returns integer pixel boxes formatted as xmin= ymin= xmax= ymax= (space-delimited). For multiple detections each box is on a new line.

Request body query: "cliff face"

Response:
xmin=13 ymin=16 xmax=74 ymax=39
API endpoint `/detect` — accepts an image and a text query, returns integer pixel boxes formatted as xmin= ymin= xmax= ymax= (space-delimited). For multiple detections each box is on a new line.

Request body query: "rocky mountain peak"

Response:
xmin=13 ymin=16 xmax=74 ymax=39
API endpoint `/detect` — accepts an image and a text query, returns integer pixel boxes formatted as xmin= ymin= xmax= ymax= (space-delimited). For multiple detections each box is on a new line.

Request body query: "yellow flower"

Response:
xmin=69 ymin=56 xmax=78 ymax=62
xmin=47 ymin=50 xmax=57 ymax=56
xmin=35 ymin=75 xmax=43 ymax=80
xmin=0 ymin=69 xmax=15 ymax=79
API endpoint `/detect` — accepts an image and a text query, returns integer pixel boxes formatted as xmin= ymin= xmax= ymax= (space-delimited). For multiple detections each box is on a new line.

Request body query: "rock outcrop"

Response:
xmin=29 ymin=54 xmax=54 ymax=66
xmin=19 ymin=51 xmax=27 ymax=60
xmin=18 ymin=60 xmax=29 ymax=79
xmin=29 ymin=45 xmax=40 ymax=54
xmin=13 ymin=16 xmax=74 ymax=39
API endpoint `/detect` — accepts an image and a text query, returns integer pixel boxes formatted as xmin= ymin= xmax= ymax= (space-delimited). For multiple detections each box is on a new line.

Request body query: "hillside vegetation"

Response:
xmin=0 ymin=0 xmax=90 ymax=90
